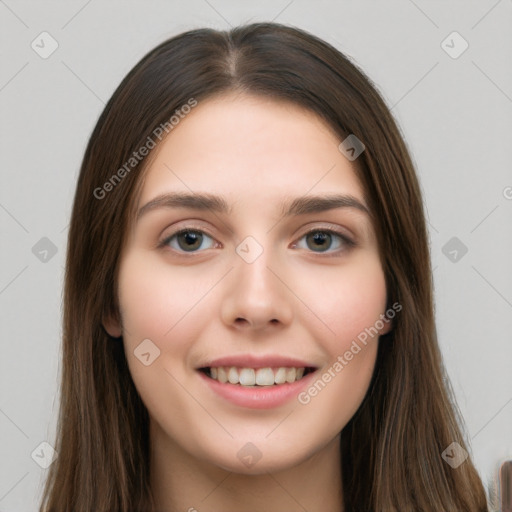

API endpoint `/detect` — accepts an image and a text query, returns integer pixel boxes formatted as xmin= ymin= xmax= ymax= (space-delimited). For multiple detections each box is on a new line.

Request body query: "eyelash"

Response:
xmin=157 ymin=225 xmax=356 ymax=257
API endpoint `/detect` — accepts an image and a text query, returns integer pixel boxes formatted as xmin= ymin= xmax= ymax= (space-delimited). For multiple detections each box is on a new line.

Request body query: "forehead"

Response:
xmin=134 ymin=93 xmax=366 ymax=217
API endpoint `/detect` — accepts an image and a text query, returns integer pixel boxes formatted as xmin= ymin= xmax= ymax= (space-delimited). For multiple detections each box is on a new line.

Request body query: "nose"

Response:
xmin=220 ymin=243 xmax=293 ymax=332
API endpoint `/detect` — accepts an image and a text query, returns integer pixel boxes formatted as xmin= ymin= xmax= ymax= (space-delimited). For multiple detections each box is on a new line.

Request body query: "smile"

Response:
xmin=200 ymin=366 xmax=315 ymax=386
xmin=197 ymin=365 xmax=319 ymax=409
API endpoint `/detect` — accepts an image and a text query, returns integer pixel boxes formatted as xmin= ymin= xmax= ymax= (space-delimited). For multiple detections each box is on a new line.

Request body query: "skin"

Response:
xmin=104 ymin=92 xmax=391 ymax=512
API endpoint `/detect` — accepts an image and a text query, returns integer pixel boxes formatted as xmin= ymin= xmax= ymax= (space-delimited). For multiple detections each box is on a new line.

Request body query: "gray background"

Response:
xmin=1 ymin=1 xmax=511 ymax=510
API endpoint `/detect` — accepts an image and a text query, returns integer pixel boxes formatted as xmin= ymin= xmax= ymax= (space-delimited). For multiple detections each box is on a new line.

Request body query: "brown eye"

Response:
xmin=162 ymin=229 xmax=216 ymax=252
xmin=295 ymin=229 xmax=355 ymax=254
xmin=306 ymin=231 xmax=333 ymax=252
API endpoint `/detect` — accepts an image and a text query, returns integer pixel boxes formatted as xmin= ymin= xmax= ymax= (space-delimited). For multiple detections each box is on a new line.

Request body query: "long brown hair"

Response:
xmin=40 ymin=22 xmax=489 ymax=511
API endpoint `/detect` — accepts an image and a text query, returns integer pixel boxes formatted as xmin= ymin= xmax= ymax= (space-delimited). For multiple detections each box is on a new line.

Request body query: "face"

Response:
xmin=104 ymin=92 xmax=391 ymax=474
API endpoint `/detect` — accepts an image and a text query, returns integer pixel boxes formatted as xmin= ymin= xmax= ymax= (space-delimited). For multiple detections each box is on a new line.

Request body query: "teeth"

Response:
xmin=255 ymin=368 xmax=274 ymax=386
xmin=239 ymin=368 xmax=256 ymax=386
xmin=207 ymin=366 xmax=309 ymax=386
xmin=228 ymin=367 xmax=239 ymax=384
xmin=285 ymin=367 xmax=296 ymax=383
xmin=217 ymin=367 xmax=228 ymax=383
xmin=274 ymin=367 xmax=287 ymax=385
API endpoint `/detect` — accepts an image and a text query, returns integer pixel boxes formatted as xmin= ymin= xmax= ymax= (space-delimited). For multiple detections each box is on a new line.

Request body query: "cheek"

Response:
xmin=294 ymin=261 xmax=386 ymax=425
xmin=295 ymin=255 xmax=387 ymax=350
xmin=117 ymin=251 xmax=206 ymax=342
xmin=116 ymin=252 xmax=209 ymax=413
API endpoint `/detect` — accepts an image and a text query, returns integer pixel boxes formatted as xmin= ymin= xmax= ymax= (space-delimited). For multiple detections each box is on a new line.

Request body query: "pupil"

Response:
xmin=179 ymin=231 xmax=202 ymax=251
xmin=308 ymin=231 xmax=330 ymax=251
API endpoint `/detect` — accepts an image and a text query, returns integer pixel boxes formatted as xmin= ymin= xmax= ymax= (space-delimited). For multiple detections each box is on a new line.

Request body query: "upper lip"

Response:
xmin=197 ymin=354 xmax=317 ymax=369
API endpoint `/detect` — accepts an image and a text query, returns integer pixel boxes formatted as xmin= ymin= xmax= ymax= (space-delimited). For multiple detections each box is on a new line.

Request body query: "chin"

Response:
xmin=198 ymin=437 xmax=318 ymax=476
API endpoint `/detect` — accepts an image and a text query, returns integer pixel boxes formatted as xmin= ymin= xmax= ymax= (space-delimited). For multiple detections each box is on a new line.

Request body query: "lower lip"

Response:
xmin=197 ymin=370 xmax=317 ymax=409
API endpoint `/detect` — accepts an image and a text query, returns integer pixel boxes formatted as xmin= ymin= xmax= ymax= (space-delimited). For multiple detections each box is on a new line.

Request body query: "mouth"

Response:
xmin=198 ymin=366 xmax=317 ymax=386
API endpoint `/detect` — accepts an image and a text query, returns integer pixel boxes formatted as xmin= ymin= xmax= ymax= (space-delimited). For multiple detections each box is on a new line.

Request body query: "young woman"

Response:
xmin=40 ymin=22 xmax=489 ymax=511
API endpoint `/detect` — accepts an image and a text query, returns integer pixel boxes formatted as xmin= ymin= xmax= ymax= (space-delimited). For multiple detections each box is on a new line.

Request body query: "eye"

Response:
xmin=159 ymin=226 xmax=355 ymax=255
xmin=293 ymin=228 xmax=355 ymax=254
xmin=160 ymin=229 xmax=217 ymax=253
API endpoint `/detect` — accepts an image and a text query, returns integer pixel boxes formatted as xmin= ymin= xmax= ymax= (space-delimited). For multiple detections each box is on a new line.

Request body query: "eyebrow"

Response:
xmin=136 ymin=192 xmax=370 ymax=222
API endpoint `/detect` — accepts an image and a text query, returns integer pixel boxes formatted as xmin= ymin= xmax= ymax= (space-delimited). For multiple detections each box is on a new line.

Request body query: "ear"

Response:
xmin=378 ymin=310 xmax=394 ymax=336
xmin=102 ymin=311 xmax=122 ymax=338
xmin=379 ymin=318 xmax=393 ymax=336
